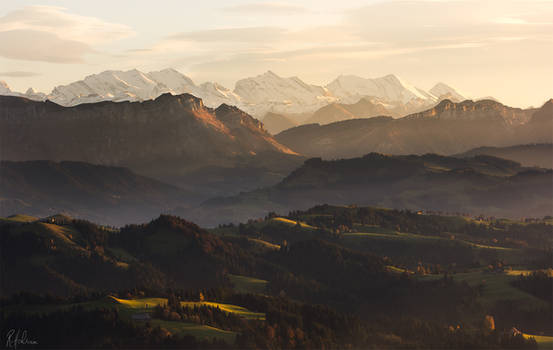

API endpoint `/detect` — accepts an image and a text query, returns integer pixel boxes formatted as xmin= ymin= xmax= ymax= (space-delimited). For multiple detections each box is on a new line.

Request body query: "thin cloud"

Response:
xmin=222 ymin=2 xmax=308 ymax=15
xmin=0 ymin=71 xmax=41 ymax=77
xmin=168 ymin=27 xmax=287 ymax=43
xmin=0 ymin=6 xmax=134 ymax=63
xmin=492 ymin=17 xmax=553 ymax=25
xmin=0 ymin=6 xmax=134 ymax=45
xmin=0 ymin=30 xmax=90 ymax=63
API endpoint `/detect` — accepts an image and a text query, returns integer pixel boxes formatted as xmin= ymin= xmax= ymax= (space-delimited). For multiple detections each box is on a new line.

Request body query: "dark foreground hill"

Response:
xmin=1 ymin=209 xmax=549 ymax=348
xmin=188 ymin=153 xmax=553 ymax=226
xmin=276 ymin=99 xmax=552 ymax=158
xmin=0 ymin=160 xmax=195 ymax=226
xmin=0 ymin=94 xmax=304 ymax=200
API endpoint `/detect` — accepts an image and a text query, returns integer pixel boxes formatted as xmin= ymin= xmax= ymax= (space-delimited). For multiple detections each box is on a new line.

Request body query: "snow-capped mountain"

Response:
xmin=326 ymin=74 xmax=432 ymax=105
xmin=0 ymin=69 xmax=467 ymax=120
xmin=0 ymin=81 xmax=11 ymax=94
xmin=199 ymin=82 xmax=241 ymax=107
xmin=234 ymin=71 xmax=335 ymax=116
xmin=429 ymin=82 xmax=465 ymax=102
xmin=0 ymin=80 xmax=46 ymax=101
xmin=45 ymin=68 xmax=242 ymax=110
xmin=49 ymin=68 xmax=193 ymax=106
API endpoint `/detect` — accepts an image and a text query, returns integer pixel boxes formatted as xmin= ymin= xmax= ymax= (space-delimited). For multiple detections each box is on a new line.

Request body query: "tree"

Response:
xmin=483 ymin=315 xmax=495 ymax=331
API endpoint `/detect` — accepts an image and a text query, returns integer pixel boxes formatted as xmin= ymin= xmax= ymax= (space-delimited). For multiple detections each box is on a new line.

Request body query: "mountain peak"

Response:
xmin=381 ymin=74 xmax=402 ymax=84
xmin=0 ymin=80 xmax=11 ymax=94
xmin=215 ymin=103 xmax=243 ymax=114
xmin=430 ymin=82 xmax=464 ymax=102
xmin=264 ymin=70 xmax=280 ymax=78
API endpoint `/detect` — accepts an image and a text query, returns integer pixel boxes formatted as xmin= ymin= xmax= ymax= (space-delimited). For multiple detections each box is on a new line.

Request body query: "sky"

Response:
xmin=0 ymin=0 xmax=551 ymax=108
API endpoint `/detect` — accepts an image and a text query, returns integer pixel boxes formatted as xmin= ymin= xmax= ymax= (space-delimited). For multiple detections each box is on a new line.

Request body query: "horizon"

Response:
xmin=0 ymin=0 xmax=552 ymax=108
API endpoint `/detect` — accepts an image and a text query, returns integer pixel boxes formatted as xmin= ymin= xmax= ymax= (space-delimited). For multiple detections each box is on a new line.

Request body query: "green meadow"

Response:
xmin=228 ymin=274 xmax=269 ymax=294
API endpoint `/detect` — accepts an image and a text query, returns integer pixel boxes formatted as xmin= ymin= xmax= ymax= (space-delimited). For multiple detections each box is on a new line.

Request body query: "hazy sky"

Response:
xmin=0 ymin=0 xmax=551 ymax=107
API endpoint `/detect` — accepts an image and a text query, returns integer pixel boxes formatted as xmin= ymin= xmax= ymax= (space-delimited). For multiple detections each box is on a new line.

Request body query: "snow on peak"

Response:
xmin=233 ymin=70 xmax=335 ymax=116
xmin=0 ymin=69 xmax=468 ymax=120
xmin=199 ymin=82 xmax=241 ymax=107
xmin=24 ymin=87 xmax=47 ymax=101
xmin=48 ymin=68 xmax=201 ymax=106
xmin=326 ymin=74 xmax=432 ymax=104
xmin=0 ymin=81 xmax=46 ymax=101
xmin=430 ymin=83 xmax=465 ymax=102
xmin=0 ymin=80 xmax=11 ymax=94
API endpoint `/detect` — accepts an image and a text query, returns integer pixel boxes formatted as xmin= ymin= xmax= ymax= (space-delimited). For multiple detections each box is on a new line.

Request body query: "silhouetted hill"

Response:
xmin=304 ymin=97 xmax=389 ymax=125
xmin=188 ymin=153 xmax=552 ymax=226
xmin=0 ymin=160 xmax=194 ymax=226
xmin=456 ymin=144 xmax=553 ymax=169
xmin=276 ymin=99 xmax=550 ymax=158
xmin=261 ymin=112 xmax=298 ymax=134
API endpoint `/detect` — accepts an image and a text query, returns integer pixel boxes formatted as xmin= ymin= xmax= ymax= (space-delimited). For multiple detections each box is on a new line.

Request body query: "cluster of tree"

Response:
xmin=71 ymin=219 xmax=110 ymax=248
xmin=113 ymin=215 xmax=273 ymax=287
xmin=286 ymin=204 xmax=551 ymax=250
xmin=152 ymin=298 xmax=244 ymax=331
xmin=230 ymin=293 xmax=537 ymax=349
xmin=511 ymin=270 xmax=553 ymax=301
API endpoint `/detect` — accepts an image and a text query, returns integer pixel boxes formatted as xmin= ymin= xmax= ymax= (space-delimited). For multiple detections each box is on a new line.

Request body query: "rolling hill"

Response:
xmin=187 ymin=153 xmax=553 ymax=226
xmin=456 ymin=144 xmax=553 ymax=169
xmin=261 ymin=112 xmax=298 ymax=134
xmin=0 ymin=160 xmax=194 ymax=226
xmin=304 ymin=97 xmax=390 ymax=125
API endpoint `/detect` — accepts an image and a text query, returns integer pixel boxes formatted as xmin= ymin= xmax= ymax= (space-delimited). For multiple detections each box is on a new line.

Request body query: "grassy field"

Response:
xmin=505 ymin=268 xmax=553 ymax=277
xmin=0 ymin=214 xmax=39 ymax=223
xmin=107 ymin=296 xmax=263 ymax=341
xmin=110 ymin=296 xmax=265 ymax=320
xmin=341 ymin=230 xmax=525 ymax=265
xmin=270 ymin=217 xmax=317 ymax=229
xmin=149 ymin=319 xmax=237 ymax=342
xmin=180 ymin=301 xmax=265 ymax=320
xmin=386 ymin=265 xmax=412 ymax=274
xmin=228 ymin=274 xmax=269 ymax=294
xmin=106 ymin=247 xmax=138 ymax=262
xmin=523 ymin=333 xmax=553 ymax=350
xmin=343 ymin=231 xmax=515 ymax=251
xmin=420 ymin=270 xmax=548 ymax=311
xmin=247 ymin=238 xmax=280 ymax=250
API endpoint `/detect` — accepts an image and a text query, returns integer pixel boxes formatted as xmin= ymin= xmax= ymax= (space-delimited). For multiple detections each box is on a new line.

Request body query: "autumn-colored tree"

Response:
xmin=484 ymin=315 xmax=495 ymax=331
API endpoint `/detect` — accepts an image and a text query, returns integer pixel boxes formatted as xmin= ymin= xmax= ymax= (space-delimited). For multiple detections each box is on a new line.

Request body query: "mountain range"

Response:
xmin=0 ymin=68 xmax=465 ymax=120
xmin=276 ymin=99 xmax=552 ymax=158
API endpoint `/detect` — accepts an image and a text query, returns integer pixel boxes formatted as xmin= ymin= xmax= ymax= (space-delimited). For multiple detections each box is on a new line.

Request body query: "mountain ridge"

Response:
xmin=275 ymin=99 xmax=551 ymax=158
xmin=0 ymin=93 xmax=303 ymax=200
